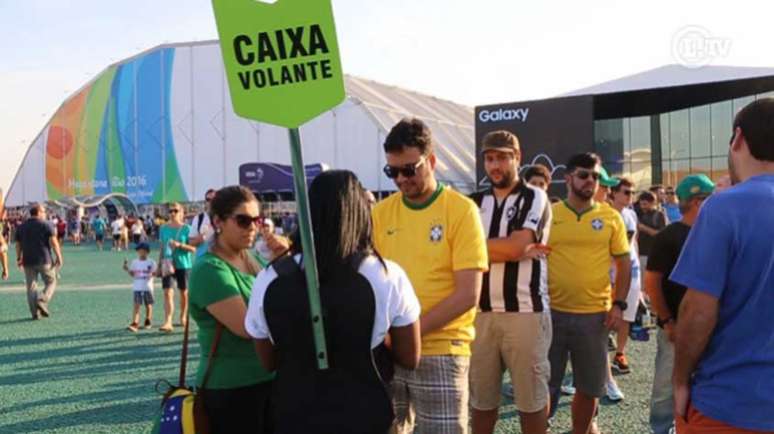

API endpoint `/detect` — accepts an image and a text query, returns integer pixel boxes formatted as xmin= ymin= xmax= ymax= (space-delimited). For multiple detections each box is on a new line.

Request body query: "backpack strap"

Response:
xmin=179 ymin=313 xmax=223 ymax=388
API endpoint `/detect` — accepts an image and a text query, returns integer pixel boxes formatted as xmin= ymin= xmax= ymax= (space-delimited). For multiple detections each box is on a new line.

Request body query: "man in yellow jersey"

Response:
xmin=373 ymin=118 xmax=488 ymax=434
xmin=546 ymin=152 xmax=631 ymax=434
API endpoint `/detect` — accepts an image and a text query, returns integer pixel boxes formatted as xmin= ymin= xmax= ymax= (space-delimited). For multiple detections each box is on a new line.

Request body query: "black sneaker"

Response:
xmin=144 ymin=319 xmax=152 ymax=329
xmin=37 ymin=301 xmax=50 ymax=318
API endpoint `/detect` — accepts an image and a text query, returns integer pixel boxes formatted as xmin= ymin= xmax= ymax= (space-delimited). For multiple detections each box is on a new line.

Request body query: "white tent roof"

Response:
xmin=5 ymin=41 xmax=475 ymax=207
xmin=563 ymin=64 xmax=774 ymax=96
xmin=344 ymin=75 xmax=475 ymax=191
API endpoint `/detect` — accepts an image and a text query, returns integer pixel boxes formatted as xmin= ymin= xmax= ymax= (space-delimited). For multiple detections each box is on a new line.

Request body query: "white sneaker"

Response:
xmin=606 ymin=380 xmax=624 ymax=401
xmin=561 ymin=384 xmax=576 ymax=395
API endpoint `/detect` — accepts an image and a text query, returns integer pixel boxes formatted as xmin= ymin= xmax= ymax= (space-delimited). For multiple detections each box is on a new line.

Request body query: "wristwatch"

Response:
xmin=612 ymin=300 xmax=628 ymax=311
xmin=657 ymin=317 xmax=674 ymax=328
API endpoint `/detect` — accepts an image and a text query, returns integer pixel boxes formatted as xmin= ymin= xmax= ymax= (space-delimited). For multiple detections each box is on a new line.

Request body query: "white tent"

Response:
xmin=6 ymin=41 xmax=475 ymax=207
xmin=563 ymin=64 xmax=774 ymax=96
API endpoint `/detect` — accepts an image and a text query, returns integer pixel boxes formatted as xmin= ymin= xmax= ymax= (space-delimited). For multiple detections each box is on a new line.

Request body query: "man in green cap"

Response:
xmin=593 ymin=167 xmax=620 ymax=203
xmin=644 ymin=173 xmax=714 ymax=434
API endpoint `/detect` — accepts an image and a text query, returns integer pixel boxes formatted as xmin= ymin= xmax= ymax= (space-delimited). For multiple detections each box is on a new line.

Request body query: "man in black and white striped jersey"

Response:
xmin=469 ymin=130 xmax=552 ymax=434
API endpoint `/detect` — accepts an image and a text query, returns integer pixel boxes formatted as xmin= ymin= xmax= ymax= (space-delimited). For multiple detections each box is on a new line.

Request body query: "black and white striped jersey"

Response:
xmin=470 ymin=182 xmax=552 ymax=313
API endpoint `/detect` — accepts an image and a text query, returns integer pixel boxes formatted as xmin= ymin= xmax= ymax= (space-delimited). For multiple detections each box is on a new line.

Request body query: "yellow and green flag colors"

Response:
xmin=211 ymin=0 xmax=345 ymax=128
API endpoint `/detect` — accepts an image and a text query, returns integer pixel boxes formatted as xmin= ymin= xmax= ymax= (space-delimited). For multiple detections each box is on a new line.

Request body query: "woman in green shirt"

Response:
xmin=158 ymin=202 xmax=195 ymax=332
xmin=189 ymin=186 xmax=274 ymax=433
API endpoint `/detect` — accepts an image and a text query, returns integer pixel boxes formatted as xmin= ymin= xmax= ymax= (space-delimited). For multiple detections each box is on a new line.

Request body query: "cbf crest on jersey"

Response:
xmin=591 ymin=218 xmax=604 ymax=231
xmin=429 ymin=223 xmax=444 ymax=243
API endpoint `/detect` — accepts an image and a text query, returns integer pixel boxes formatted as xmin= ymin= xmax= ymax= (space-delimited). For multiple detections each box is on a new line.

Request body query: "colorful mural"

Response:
xmin=44 ymin=48 xmax=187 ymax=203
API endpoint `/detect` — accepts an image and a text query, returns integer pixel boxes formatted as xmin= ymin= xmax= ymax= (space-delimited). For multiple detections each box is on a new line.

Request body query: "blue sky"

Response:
xmin=2 ymin=0 xmax=773 ymax=195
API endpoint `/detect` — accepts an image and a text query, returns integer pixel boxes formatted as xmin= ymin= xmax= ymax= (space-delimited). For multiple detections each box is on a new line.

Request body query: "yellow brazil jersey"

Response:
xmin=372 ymin=184 xmax=488 ymax=356
xmin=547 ymin=200 xmax=629 ymax=314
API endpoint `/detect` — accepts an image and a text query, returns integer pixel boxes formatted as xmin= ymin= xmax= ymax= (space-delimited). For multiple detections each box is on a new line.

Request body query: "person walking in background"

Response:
xmin=593 ymin=168 xmax=628 ymax=404
xmin=546 ymin=153 xmax=631 ymax=434
xmin=645 ymin=174 xmax=714 ymax=434
xmin=635 ymin=191 xmax=667 ymax=273
xmin=158 ymin=203 xmax=195 ymax=332
xmin=120 ymin=216 xmax=130 ymax=251
xmin=190 ymin=189 xmax=216 ymax=259
xmin=56 ymin=217 xmax=66 ymax=244
xmin=469 ymin=131 xmax=552 ymax=434
xmin=662 ymin=186 xmax=682 ymax=223
xmin=15 ymin=204 xmax=63 ymax=320
xmin=671 ymin=98 xmax=774 ymax=433
xmin=372 ymin=118 xmax=488 ymax=434
xmin=608 ymin=177 xmax=642 ymax=376
xmin=68 ymin=213 xmax=81 ymax=246
xmin=130 ymin=218 xmax=145 ymax=245
xmin=0 ymin=230 xmax=9 ymax=280
xmin=189 ymin=186 xmax=275 ymax=433
xmin=92 ymin=214 xmax=107 ymax=251
xmin=247 ymin=171 xmax=421 ymax=434
xmin=111 ymin=215 xmax=124 ymax=251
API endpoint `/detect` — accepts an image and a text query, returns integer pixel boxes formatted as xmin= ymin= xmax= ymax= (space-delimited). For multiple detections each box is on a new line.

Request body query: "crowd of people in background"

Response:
xmin=3 ymin=97 xmax=773 ymax=434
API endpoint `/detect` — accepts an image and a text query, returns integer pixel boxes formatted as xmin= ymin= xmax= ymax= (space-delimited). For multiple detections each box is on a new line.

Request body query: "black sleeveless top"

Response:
xmin=264 ymin=255 xmax=393 ymax=434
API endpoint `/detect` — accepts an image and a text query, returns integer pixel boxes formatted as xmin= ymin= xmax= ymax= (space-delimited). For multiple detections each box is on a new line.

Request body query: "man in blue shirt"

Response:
xmin=671 ymin=97 xmax=774 ymax=433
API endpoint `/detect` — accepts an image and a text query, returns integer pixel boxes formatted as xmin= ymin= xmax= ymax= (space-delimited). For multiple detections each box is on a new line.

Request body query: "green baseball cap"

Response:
xmin=676 ymin=174 xmax=715 ymax=201
xmin=599 ymin=167 xmax=620 ymax=188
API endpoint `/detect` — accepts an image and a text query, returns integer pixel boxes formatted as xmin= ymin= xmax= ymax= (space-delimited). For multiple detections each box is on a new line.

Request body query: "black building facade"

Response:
xmin=475 ymin=65 xmax=774 ymax=192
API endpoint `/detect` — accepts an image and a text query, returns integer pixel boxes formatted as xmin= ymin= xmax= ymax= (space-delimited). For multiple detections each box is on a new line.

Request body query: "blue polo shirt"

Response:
xmin=670 ymin=174 xmax=774 ymax=431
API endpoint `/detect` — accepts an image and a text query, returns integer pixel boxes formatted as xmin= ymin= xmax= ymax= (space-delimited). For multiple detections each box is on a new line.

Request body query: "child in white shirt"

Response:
xmin=123 ymin=242 xmax=157 ymax=332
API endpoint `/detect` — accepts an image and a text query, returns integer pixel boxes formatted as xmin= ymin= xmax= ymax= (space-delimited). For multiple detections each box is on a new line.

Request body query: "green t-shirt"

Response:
xmin=159 ymin=224 xmax=193 ymax=270
xmin=189 ymin=252 xmax=274 ymax=389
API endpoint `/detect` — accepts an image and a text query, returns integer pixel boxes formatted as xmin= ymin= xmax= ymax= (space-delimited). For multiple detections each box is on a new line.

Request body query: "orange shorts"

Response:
xmin=676 ymin=403 xmax=774 ymax=434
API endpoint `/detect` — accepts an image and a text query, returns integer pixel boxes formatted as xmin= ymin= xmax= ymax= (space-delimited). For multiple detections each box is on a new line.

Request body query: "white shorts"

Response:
xmin=623 ymin=276 xmax=642 ymax=322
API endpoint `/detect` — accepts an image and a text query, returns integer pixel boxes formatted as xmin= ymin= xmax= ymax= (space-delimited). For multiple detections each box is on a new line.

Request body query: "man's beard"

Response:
xmin=571 ymin=182 xmax=595 ymax=201
xmin=489 ymin=169 xmax=516 ymax=189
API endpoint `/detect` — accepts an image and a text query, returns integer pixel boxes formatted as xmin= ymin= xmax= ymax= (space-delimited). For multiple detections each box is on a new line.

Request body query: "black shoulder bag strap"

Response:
xmin=179 ymin=314 xmax=223 ymax=389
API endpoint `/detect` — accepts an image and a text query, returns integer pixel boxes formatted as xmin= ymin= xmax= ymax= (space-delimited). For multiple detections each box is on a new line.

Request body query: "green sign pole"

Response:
xmin=212 ymin=0 xmax=346 ymax=370
xmin=288 ymin=127 xmax=327 ymax=368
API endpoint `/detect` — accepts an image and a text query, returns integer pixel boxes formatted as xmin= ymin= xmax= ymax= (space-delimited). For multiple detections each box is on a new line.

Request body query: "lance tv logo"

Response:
xmin=478 ymin=107 xmax=529 ymax=123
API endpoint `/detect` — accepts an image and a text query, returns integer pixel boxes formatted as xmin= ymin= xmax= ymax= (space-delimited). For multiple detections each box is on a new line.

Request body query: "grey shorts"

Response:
xmin=133 ymin=291 xmax=154 ymax=306
xmin=548 ymin=310 xmax=608 ymax=398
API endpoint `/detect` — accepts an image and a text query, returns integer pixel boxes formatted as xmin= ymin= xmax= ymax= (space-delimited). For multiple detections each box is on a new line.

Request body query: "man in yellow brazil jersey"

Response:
xmin=372 ymin=118 xmax=488 ymax=434
xmin=546 ymin=152 xmax=631 ymax=434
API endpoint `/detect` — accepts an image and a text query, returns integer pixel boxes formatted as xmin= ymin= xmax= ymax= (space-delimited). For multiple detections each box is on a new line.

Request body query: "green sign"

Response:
xmin=211 ymin=0 xmax=346 ymax=128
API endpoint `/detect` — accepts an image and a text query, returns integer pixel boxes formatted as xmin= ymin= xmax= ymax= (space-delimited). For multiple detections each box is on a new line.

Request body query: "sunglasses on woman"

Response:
xmin=232 ymin=214 xmax=264 ymax=229
xmin=383 ymin=157 xmax=426 ymax=179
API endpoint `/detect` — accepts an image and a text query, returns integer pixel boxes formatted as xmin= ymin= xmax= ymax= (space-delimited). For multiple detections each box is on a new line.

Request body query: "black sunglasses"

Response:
xmin=573 ymin=169 xmax=600 ymax=181
xmin=383 ymin=158 xmax=426 ymax=179
xmin=232 ymin=214 xmax=263 ymax=229
xmin=621 ymin=190 xmax=634 ymax=196
xmin=169 ymin=209 xmax=180 ymax=214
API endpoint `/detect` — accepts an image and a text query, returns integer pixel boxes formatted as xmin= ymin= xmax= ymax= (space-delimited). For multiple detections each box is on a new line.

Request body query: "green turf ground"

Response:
xmin=0 ymin=243 xmax=657 ymax=433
